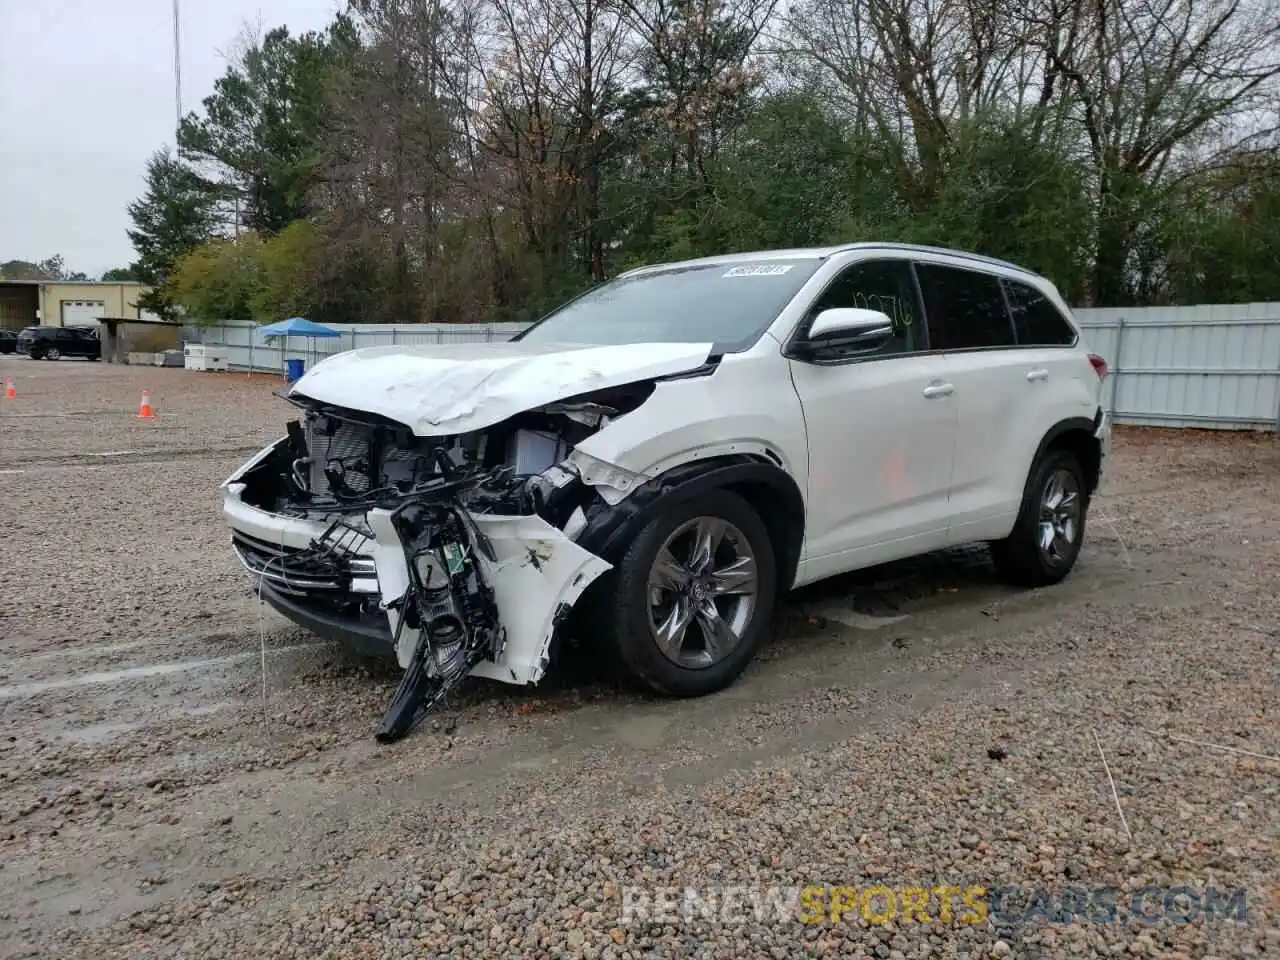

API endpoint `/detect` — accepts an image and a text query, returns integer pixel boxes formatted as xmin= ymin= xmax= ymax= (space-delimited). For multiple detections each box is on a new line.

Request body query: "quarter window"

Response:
xmin=799 ymin=259 xmax=923 ymax=359
xmin=1003 ymin=278 xmax=1077 ymax=346
xmin=914 ymin=263 xmax=1015 ymax=351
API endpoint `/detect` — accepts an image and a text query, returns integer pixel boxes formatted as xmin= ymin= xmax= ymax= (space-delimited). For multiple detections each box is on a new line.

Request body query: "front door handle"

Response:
xmin=1026 ymin=368 xmax=1049 ymax=382
xmin=922 ymin=382 xmax=954 ymax=399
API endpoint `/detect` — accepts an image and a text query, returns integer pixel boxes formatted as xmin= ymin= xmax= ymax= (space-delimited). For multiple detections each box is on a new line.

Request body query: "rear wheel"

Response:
xmin=990 ymin=447 xmax=1088 ymax=587
xmin=598 ymin=489 xmax=777 ymax=697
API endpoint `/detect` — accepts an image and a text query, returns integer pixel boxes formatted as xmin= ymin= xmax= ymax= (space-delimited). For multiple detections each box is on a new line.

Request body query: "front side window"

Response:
xmin=796 ymin=258 xmax=924 ymax=359
xmin=915 ymin=263 xmax=1015 ymax=351
xmin=515 ymin=259 xmax=824 ymax=353
xmin=1003 ymin=278 xmax=1077 ymax=346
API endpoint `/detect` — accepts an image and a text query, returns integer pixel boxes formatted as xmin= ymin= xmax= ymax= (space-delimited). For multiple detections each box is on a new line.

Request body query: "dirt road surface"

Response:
xmin=1 ymin=356 xmax=1276 ymax=959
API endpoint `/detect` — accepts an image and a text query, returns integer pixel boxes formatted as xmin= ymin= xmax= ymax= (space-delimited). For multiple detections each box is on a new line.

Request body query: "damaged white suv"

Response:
xmin=221 ymin=243 xmax=1110 ymax=740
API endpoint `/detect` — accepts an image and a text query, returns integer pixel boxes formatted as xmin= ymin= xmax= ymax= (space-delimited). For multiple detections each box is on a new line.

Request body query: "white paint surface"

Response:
xmin=288 ymin=340 xmax=714 ymax=436
xmin=469 ymin=514 xmax=613 ymax=684
xmin=366 ymin=509 xmax=612 ymax=682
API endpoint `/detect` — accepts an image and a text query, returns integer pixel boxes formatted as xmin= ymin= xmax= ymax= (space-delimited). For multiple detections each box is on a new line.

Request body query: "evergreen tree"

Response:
xmin=125 ymin=148 xmax=219 ymax=319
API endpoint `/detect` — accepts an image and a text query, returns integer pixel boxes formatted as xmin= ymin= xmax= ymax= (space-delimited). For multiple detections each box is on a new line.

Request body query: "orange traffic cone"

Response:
xmin=3 ymin=377 xmax=13 ymax=399
xmin=137 ymin=389 xmax=156 ymax=419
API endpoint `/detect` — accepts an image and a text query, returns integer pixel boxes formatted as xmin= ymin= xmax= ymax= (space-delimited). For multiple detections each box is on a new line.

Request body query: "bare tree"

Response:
xmin=457 ymin=0 xmax=629 ymax=282
xmin=1019 ymin=0 xmax=1280 ymax=302
xmin=616 ymin=0 xmax=777 ymax=190
xmin=783 ymin=0 xmax=1054 ymax=205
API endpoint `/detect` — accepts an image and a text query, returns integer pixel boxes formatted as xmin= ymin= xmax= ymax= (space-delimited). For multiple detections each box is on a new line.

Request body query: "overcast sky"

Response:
xmin=0 ymin=0 xmax=341 ymax=276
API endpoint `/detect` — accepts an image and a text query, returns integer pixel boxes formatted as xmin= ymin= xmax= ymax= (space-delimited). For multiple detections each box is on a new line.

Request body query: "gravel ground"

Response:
xmin=0 ymin=355 xmax=1276 ymax=960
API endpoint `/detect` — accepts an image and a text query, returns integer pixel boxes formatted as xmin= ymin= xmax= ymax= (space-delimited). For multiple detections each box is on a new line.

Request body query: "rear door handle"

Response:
xmin=1026 ymin=368 xmax=1049 ymax=382
xmin=922 ymin=382 xmax=954 ymax=399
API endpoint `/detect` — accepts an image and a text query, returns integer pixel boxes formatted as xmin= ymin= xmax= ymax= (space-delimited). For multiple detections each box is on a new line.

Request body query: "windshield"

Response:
xmin=516 ymin=259 xmax=824 ymax=352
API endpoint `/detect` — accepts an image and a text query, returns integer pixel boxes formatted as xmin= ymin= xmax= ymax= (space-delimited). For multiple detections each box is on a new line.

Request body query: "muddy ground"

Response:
xmin=0 ymin=356 xmax=1276 ymax=959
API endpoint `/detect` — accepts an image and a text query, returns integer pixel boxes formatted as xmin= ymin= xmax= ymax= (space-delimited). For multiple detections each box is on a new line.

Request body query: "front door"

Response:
xmin=786 ymin=257 xmax=958 ymax=583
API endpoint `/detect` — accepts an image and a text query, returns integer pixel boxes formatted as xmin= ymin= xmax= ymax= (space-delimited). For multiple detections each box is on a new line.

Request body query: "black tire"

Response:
xmin=28 ymin=349 xmax=44 ymax=361
xmin=990 ymin=447 xmax=1088 ymax=587
xmin=596 ymin=489 xmax=777 ymax=697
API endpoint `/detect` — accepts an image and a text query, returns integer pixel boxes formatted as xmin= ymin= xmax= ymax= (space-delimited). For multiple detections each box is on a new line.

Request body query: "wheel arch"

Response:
xmin=574 ymin=454 xmax=806 ymax=593
xmin=1030 ymin=413 xmax=1103 ymax=496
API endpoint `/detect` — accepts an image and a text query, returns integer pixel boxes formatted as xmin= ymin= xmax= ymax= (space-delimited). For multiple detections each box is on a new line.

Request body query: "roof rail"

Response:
xmin=831 ymin=242 xmax=1036 ymax=275
xmin=612 ymin=241 xmax=1045 ymax=281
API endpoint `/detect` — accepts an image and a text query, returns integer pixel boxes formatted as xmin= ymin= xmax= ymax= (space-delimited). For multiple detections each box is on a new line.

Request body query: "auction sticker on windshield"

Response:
xmin=723 ymin=264 xmax=795 ymax=277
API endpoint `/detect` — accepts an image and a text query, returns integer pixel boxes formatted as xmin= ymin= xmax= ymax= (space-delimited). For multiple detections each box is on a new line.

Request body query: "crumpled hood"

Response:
xmin=289 ymin=340 xmax=714 ymax=435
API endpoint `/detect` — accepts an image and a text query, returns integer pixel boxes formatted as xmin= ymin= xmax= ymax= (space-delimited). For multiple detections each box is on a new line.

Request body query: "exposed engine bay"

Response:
xmin=227 ymin=384 xmax=654 ymax=742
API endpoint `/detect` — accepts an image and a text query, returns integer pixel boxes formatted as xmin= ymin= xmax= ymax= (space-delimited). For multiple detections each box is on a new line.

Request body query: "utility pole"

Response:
xmin=172 ymin=0 xmax=182 ymax=149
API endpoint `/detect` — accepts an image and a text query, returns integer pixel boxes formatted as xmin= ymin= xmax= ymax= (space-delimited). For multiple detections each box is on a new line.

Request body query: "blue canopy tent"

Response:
xmin=258 ymin=317 xmax=341 ymax=380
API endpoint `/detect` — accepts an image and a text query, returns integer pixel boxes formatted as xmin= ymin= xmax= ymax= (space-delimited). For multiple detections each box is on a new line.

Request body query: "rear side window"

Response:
xmin=914 ymin=263 xmax=1015 ymax=351
xmin=1003 ymin=278 xmax=1077 ymax=346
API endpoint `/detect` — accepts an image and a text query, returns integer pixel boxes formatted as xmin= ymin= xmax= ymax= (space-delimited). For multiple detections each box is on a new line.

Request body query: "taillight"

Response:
xmin=1088 ymin=354 xmax=1108 ymax=380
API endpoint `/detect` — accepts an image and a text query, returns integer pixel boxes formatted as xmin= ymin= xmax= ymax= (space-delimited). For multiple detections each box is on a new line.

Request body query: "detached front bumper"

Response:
xmin=222 ymin=439 xmax=612 ymax=686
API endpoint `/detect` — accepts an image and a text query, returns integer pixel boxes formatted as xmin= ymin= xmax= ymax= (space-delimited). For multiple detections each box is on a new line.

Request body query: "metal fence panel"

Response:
xmin=189 ymin=321 xmax=528 ymax=373
xmin=187 ymin=304 xmax=1280 ymax=431
xmin=1075 ymin=303 xmax=1280 ymax=429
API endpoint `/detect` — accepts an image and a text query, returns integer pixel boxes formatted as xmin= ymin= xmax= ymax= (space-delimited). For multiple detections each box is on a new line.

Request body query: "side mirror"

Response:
xmin=808 ymin=307 xmax=894 ymax=341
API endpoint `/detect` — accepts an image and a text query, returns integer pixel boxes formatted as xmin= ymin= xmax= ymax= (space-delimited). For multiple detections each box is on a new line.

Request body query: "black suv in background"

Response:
xmin=0 ymin=329 xmax=17 ymax=354
xmin=16 ymin=326 xmax=101 ymax=360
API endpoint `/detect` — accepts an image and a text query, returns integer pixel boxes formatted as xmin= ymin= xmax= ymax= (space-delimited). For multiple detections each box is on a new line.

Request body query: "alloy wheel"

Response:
xmin=646 ymin=516 xmax=759 ymax=669
xmin=1038 ymin=468 xmax=1081 ymax=566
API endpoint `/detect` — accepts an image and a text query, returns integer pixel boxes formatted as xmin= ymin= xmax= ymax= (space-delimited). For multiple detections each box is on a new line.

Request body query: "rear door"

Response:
xmin=69 ymin=327 xmax=100 ymax=357
xmin=1001 ymin=274 xmax=1105 ymax=474
xmin=56 ymin=328 xmax=82 ymax=356
xmin=912 ymin=261 xmax=1031 ymax=544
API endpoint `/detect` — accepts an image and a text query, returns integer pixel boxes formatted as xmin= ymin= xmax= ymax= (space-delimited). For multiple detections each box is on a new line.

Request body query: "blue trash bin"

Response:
xmin=286 ymin=358 xmax=305 ymax=382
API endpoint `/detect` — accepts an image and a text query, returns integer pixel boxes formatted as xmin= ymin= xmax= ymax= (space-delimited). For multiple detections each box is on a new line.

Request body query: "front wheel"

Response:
xmin=598 ymin=489 xmax=777 ymax=697
xmin=990 ymin=447 xmax=1088 ymax=587
xmin=45 ymin=347 xmax=61 ymax=360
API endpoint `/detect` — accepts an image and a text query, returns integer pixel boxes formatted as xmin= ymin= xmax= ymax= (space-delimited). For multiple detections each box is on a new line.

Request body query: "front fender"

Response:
xmin=572 ymin=456 xmax=806 ymax=590
xmin=570 ymin=354 xmax=808 ymax=486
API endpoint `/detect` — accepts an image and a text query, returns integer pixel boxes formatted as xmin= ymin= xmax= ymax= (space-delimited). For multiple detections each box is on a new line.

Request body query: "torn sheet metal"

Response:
xmin=368 ymin=509 xmax=612 ymax=682
xmin=288 ymin=340 xmax=714 ymax=438
xmin=365 ymin=507 xmax=412 ymax=646
xmin=565 ymin=449 xmax=650 ymax=505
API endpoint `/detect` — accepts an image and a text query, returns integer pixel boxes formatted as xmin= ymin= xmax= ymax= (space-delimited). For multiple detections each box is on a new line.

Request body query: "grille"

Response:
xmin=231 ymin=529 xmax=375 ymax=597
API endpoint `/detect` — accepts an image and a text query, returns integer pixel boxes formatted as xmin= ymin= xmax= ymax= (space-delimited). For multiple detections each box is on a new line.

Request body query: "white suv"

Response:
xmin=221 ymin=243 xmax=1110 ymax=740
